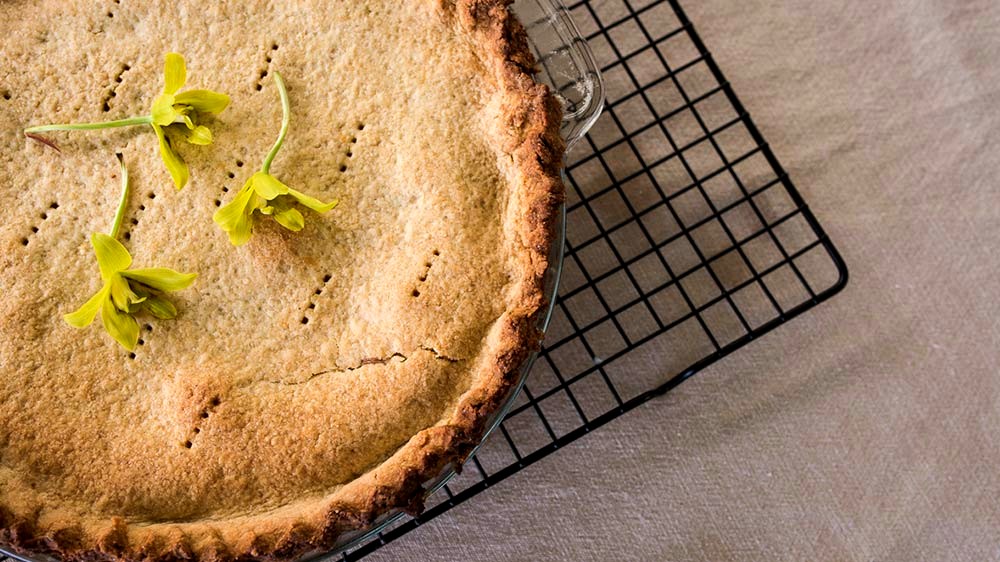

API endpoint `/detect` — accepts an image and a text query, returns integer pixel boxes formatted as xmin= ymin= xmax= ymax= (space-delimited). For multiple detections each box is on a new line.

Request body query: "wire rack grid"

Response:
xmin=0 ymin=1 xmax=847 ymax=561
xmin=335 ymin=0 xmax=848 ymax=558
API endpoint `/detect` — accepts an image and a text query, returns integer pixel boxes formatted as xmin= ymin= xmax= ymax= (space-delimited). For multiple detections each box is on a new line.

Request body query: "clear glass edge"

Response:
xmin=538 ymin=0 xmax=606 ymax=149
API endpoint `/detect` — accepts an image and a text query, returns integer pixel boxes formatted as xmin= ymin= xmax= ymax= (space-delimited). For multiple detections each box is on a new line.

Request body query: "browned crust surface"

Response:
xmin=0 ymin=0 xmax=564 ymax=560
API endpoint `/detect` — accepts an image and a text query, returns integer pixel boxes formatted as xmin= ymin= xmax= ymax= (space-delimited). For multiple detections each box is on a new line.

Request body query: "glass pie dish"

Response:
xmin=0 ymin=2 xmax=602 ymax=561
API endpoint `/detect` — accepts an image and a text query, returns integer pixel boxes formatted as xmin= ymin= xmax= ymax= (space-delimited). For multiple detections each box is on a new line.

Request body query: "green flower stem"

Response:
xmin=261 ymin=71 xmax=290 ymax=174
xmin=109 ymin=153 xmax=131 ymax=239
xmin=24 ymin=115 xmax=154 ymax=134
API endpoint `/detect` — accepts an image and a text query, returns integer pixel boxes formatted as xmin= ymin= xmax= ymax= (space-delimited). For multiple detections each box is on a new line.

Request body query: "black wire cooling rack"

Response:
xmin=337 ymin=0 xmax=849 ymax=559
xmin=0 ymin=1 xmax=847 ymax=561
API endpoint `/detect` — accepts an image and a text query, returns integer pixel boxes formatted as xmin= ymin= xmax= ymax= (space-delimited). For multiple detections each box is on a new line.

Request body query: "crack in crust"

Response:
xmin=1 ymin=1 xmax=565 ymax=559
xmin=419 ymin=345 xmax=461 ymax=362
xmin=263 ymin=353 xmax=407 ymax=386
xmin=258 ymin=347 xmax=461 ymax=386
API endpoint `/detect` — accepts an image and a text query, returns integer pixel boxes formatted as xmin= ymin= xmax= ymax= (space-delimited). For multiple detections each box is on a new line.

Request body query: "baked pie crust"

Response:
xmin=0 ymin=0 xmax=563 ymax=559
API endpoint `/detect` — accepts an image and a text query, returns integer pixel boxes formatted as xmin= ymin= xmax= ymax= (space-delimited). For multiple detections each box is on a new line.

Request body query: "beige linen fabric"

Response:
xmin=367 ymin=0 xmax=1000 ymax=560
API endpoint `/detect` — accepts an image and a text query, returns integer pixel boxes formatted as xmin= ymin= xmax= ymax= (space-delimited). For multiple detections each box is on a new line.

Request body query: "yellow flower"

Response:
xmin=149 ymin=53 xmax=231 ymax=188
xmin=63 ymin=155 xmax=196 ymax=350
xmin=214 ymin=171 xmax=337 ymax=246
xmin=214 ymin=71 xmax=337 ymax=246
xmin=64 ymin=233 xmax=196 ymax=350
xmin=24 ymin=53 xmax=230 ymax=190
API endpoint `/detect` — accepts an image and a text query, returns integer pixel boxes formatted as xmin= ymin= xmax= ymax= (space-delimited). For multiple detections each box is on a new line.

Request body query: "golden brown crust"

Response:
xmin=0 ymin=0 xmax=564 ymax=560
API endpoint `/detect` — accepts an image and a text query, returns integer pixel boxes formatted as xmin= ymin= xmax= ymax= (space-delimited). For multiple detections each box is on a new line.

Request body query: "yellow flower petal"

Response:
xmin=213 ymin=183 xmax=258 ymax=246
xmin=251 ymin=172 xmax=290 ymax=200
xmin=91 ymin=233 xmax=132 ymax=281
xmin=287 ymin=188 xmax=338 ymax=213
xmin=151 ymin=93 xmax=178 ymax=126
xmin=63 ymin=285 xmax=110 ymax=328
xmin=153 ymin=124 xmax=189 ymax=189
xmin=273 ymin=206 xmax=304 ymax=231
xmin=142 ymin=295 xmax=178 ymax=320
xmin=109 ymin=275 xmax=138 ymax=311
xmin=122 ymin=268 xmax=197 ymax=292
xmin=174 ymin=89 xmax=231 ymax=116
xmin=101 ymin=295 xmax=139 ymax=350
xmin=163 ymin=52 xmax=187 ymax=95
xmin=185 ymin=125 xmax=213 ymax=145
